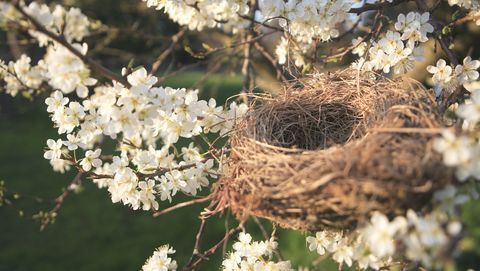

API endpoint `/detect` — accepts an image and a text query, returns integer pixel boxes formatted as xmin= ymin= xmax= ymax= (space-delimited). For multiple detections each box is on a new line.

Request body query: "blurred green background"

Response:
xmin=1 ymin=0 xmax=480 ymax=270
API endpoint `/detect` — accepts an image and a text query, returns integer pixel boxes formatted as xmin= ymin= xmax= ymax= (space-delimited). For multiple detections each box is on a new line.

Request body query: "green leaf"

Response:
xmin=201 ymin=42 xmax=212 ymax=50
xmin=442 ymin=26 xmax=452 ymax=35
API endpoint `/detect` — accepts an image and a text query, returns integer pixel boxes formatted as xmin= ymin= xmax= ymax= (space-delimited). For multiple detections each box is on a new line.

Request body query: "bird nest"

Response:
xmin=219 ymin=69 xmax=453 ymax=231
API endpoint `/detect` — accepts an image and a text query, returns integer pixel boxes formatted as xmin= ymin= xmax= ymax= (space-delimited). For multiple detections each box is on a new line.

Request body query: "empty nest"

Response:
xmin=219 ymin=69 xmax=454 ymax=231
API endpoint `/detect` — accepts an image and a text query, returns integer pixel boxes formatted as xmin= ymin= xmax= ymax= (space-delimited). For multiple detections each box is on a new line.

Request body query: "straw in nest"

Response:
xmin=219 ymin=69 xmax=453 ymax=231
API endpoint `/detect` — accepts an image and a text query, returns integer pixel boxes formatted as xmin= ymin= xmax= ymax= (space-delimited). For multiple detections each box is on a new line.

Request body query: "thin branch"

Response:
xmin=186 ymin=30 xmax=277 ymax=59
xmin=182 ymin=226 xmax=242 ymax=271
xmin=40 ymin=171 xmax=83 ymax=231
xmin=413 ymin=0 xmax=457 ymax=65
xmin=448 ymin=14 xmax=480 ymax=27
xmin=150 ymin=29 xmax=186 ymax=75
xmin=241 ymin=34 xmax=254 ymax=94
xmin=254 ymin=41 xmax=289 ymax=82
xmin=318 ymin=11 xmax=382 ymax=63
xmin=237 ymin=13 xmax=284 ymax=32
xmin=152 ymin=196 xmax=211 ymax=217
xmin=414 ymin=0 xmax=464 ymax=111
xmin=182 ymin=218 xmax=208 ymax=269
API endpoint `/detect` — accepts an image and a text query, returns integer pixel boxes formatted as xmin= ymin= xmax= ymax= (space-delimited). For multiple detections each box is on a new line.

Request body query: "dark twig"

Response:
xmin=150 ymin=29 xmax=186 ymax=75
xmin=254 ymin=42 xmax=289 ymax=82
xmin=182 ymin=226 xmax=242 ymax=271
xmin=415 ymin=0 xmax=464 ymax=111
xmin=183 ymin=218 xmax=208 ymax=269
xmin=40 ymin=171 xmax=83 ymax=231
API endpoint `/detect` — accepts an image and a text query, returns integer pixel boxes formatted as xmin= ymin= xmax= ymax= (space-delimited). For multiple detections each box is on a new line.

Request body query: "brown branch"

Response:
xmin=414 ymin=0 xmax=458 ymax=65
xmin=12 ymin=1 xmax=130 ymax=87
xmin=241 ymin=37 xmax=253 ymax=94
xmin=182 ymin=226 xmax=242 ymax=271
xmin=186 ymin=30 xmax=277 ymax=59
xmin=318 ymin=11 xmax=382 ymax=63
xmin=150 ymin=29 xmax=186 ymax=75
xmin=237 ymin=13 xmax=284 ymax=32
xmin=448 ymin=14 xmax=480 ymax=27
xmin=254 ymin=42 xmax=289 ymax=82
xmin=415 ymin=0 xmax=464 ymax=111
xmin=240 ymin=0 xmax=258 ymax=103
xmin=183 ymin=218 xmax=208 ymax=269
xmin=40 ymin=171 xmax=83 ymax=231
xmin=156 ymin=61 xmax=205 ymax=84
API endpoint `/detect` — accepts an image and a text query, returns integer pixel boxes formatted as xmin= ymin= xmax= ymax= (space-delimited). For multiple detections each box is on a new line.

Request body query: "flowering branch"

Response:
xmin=11 ymin=0 xmax=130 ymax=87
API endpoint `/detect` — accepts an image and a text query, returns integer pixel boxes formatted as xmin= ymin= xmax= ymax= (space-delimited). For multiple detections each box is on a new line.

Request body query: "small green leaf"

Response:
xmin=201 ymin=43 xmax=212 ymax=50
xmin=442 ymin=26 xmax=452 ymax=35
xmin=452 ymin=10 xmax=463 ymax=21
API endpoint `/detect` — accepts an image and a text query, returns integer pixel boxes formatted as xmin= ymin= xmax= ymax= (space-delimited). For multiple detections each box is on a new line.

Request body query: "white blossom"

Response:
xmin=223 ymin=233 xmax=293 ymax=271
xmin=80 ymin=149 xmax=102 ymax=171
xmin=142 ymin=245 xmax=177 ymax=271
xmin=43 ymin=139 xmax=64 ymax=160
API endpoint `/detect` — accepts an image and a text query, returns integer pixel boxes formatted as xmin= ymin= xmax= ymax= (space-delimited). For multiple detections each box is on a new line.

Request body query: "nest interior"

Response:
xmin=220 ymin=69 xmax=453 ymax=231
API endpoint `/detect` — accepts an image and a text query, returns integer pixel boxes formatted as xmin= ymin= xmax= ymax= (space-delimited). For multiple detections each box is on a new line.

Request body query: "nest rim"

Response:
xmin=220 ymin=69 xmax=453 ymax=231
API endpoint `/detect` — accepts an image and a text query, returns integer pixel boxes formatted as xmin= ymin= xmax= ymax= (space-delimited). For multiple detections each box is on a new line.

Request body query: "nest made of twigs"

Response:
xmin=220 ymin=69 xmax=453 ymax=231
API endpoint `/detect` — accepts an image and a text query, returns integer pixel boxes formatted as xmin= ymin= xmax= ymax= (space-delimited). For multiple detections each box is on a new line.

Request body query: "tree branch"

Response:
xmin=150 ymin=29 xmax=186 ymax=75
xmin=254 ymin=41 xmax=289 ymax=82
xmin=40 ymin=171 xmax=83 ymax=231
xmin=152 ymin=196 xmax=211 ymax=217
xmin=348 ymin=0 xmax=410 ymax=14
xmin=182 ymin=226 xmax=242 ymax=271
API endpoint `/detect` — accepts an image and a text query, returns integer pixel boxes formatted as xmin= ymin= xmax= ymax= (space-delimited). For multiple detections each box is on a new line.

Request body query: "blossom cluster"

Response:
xmin=22 ymin=2 xmax=90 ymax=45
xmin=0 ymin=1 xmax=94 ymax=97
xmin=427 ymin=57 xmax=480 ymax=95
xmin=143 ymin=0 xmax=250 ymax=31
xmin=448 ymin=0 xmax=479 ymax=10
xmin=0 ymin=55 xmax=45 ymax=97
xmin=144 ymin=0 xmax=356 ymax=69
xmin=275 ymin=36 xmax=309 ymax=67
xmin=304 ymin=178 xmax=478 ymax=270
xmin=306 ymin=186 xmax=469 ymax=270
xmin=144 ymin=0 xmax=352 ymax=42
xmin=142 ymin=245 xmax=178 ymax=271
xmin=434 ymin=86 xmax=480 ymax=181
xmin=353 ymin=12 xmax=434 ymax=75
xmin=43 ymin=67 xmax=247 ymax=211
xmin=259 ymin=0 xmax=352 ymax=43
xmin=222 ymin=232 xmax=293 ymax=271
xmin=262 ymin=0 xmax=355 ymax=68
